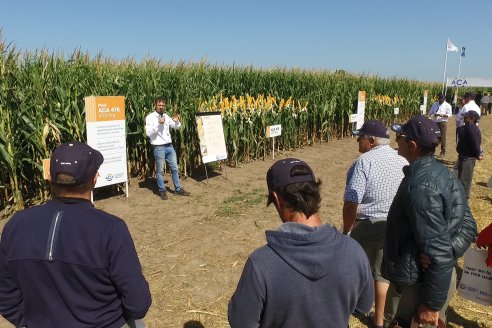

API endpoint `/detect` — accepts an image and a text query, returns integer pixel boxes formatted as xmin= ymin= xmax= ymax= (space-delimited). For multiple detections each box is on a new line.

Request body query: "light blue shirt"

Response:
xmin=344 ymin=145 xmax=408 ymax=220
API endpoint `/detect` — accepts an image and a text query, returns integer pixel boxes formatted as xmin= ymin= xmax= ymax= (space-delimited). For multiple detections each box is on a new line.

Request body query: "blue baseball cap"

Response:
xmin=352 ymin=120 xmax=389 ymax=139
xmin=50 ymin=141 xmax=104 ymax=185
xmin=391 ymin=115 xmax=441 ymax=148
xmin=267 ymin=158 xmax=315 ymax=191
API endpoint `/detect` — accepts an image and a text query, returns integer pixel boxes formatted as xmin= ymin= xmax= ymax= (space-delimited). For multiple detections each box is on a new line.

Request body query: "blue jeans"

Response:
xmin=153 ymin=144 xmax=182 ymax=192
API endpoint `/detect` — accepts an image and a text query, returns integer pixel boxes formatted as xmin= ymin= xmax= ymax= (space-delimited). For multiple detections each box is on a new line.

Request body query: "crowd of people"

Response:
xmin=0 ymin=93 xmax=490 ymax=328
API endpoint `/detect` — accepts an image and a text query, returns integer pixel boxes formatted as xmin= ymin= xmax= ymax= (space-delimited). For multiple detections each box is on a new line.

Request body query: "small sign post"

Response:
xmin=394 ymin=107 xmax=399 ymax=117
xmin=266 ymin=124 xmax=282 ymax=159
xmin=349 ymin=113 xmax=358 ymax=136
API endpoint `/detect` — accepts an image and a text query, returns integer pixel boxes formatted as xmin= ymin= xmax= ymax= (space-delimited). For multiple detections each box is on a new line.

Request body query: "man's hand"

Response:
xmin=172 ymin=114 xmax=180 ymax=123
xmin=419 ymin=253 xmax=431 ymax=271
xmin=417 ymin=304 xmax=439 ymax=326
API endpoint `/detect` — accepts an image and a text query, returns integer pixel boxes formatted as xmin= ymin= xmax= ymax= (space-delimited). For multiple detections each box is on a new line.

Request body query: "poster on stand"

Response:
xmin=195 ymin=112 xmax=228 ymax=164
xmin=85 ymin=96 xmax=128 ymax=189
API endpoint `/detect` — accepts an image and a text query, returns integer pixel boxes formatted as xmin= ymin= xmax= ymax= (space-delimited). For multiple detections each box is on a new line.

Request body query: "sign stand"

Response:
xmin=349 ymin=113 xmax=358 ymax=136
xmin=85 ymin=96 xmax=129 ymax=201
xmin=266 ymin=124 xmax=282 ymax=159
xmin=195 ymin=112 xmax=228 ymax=184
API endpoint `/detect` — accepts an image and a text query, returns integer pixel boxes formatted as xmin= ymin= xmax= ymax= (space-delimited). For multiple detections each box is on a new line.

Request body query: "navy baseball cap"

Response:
xmin=50 ymin=141 xmax=104 ymax=185
xmin=464 ymin=110 xmax=480 ymax=122
xmin=438 ymin=94 xmax=446 ymax=100
xmin=352 ymin=120 xmax=389 ymax=139
xmin=391 ymin=115 xmax=441 ymax=148
xmin=267 ymin=158 xmax=315 ymax=191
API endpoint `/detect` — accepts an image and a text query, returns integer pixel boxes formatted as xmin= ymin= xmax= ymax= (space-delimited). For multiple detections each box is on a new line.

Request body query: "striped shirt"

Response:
xmin=344 ymin=145 xmax=408 ymax=220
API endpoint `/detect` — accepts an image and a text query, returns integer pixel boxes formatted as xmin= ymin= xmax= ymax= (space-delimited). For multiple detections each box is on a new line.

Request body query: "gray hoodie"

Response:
xmin=228 ymin=223 xmax=374 ymax=328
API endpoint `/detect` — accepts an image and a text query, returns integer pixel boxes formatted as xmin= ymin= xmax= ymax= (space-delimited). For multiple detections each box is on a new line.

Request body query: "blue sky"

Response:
xmin=1 ymin=0 xmax=491 ymax=82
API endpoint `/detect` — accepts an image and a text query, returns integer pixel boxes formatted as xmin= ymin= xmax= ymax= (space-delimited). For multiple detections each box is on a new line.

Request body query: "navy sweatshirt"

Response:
xmin=228 ymin=223 xmax=374 ymax=328
xmin=457 ymin=124 xmax=481 ymax=158
xmin=0 ymin=198 xmax=151 ymax=327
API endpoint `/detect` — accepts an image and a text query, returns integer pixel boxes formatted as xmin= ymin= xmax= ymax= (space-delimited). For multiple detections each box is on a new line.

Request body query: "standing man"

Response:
xmin=456 ymin=92 xmax=480 ymax=130
xmin=0 ymin=142 xmax=151 ymax=327
xmin=428 ymin=94 xmax=453 ymax=158
xmin=383 ymin=116 xmax=477 ymax=327
xmin=145 ymin=97 xmax=190 ymax=200
xmin=229 ymin=158 xmax=374 ymax=328
xmin=343 ymin=120 xmax=408 ymax=328
xmin=456 ymin=111 xmax=483 ymax=199
xmin=480 ymin=92 xmax=489 ymax=116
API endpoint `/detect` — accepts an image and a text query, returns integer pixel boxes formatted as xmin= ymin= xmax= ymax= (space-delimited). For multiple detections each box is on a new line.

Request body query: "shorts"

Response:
xmin=350 ymin=218 xmax=388 ymax=283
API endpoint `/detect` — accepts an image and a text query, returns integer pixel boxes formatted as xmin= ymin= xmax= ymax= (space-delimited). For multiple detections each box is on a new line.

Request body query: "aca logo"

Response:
xmin=450 ymin=79 xmax=468 ymax=87
xmin=105 ymin=173 xmax=114 ymax=181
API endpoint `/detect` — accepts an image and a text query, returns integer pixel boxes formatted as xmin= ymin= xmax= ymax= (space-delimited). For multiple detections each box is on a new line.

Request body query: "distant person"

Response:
xmin=343 ymin=120 xmax=408 ymax=328
xmin=429 ymin=94 xmax=453 ymax=157
xmin=480 ymin=92 xmax=490 ymax=116
xmin=383 ymin=116 xmax=477 ymax=327
xmin=456 ymin=111 xmax=483 ymax=199
xmin=456 ymin=92 xmax=480 ymax=129
xmin=145 ymin=97 xmax=190 ymax=200
xmin=0 ymin=141 xmax=151 ymax=327
xmin=229 ymin=158 xmax=374 ymax=328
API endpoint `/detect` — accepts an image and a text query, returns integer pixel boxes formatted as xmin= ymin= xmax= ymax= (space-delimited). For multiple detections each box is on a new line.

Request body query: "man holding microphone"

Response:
xmin=145 ymin=97 xmax=190 ymax=200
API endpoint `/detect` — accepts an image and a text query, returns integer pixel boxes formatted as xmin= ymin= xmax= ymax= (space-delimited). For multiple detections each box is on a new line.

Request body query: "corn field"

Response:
xmin=0 ymin=39 xmax=443 ymax=212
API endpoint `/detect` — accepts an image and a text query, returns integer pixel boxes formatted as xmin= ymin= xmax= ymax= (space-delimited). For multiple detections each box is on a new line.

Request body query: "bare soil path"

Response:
xmin=1 ymin=116 xmax=491 ymax=328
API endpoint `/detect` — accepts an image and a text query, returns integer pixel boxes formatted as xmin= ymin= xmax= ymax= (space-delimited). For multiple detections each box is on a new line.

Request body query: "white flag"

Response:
xmin=447 ymin=39 xmax=458 ymax=52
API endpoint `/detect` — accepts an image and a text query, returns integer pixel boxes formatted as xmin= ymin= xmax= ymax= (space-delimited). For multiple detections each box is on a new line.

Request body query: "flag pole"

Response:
xmin=442 ymin=39 xmax=449 ymax=95
xmin=454 ymin=48 xmax=464 ymax=106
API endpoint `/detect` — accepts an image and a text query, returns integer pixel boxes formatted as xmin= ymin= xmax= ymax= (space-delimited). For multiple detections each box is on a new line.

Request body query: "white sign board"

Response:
xmin=266 ymin=124 xmax=282 ymax=138
xmin=447 ymin=78 xmax=492 ymax=88
xmin=420 ymin=105 xmax=426 ymax=115
xmin=357 ymin=91 xmax=366 ymax=129
xmin=394 ymin=107 xmax=400 ymax=115
xmin=349 ymin=114 xmax=358 ymax=123
xmin=196 ymin=112 xmax=228 ymax=164
xmin=85 ymin=96 xmax=128 ymax=190
xmin=423 ymin=90 xmax=428 ymax=107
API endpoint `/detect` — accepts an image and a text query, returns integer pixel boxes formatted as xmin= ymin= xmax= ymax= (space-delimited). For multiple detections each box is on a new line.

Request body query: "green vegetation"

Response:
xmin=0 ymin=39 xmax=443 ymax=210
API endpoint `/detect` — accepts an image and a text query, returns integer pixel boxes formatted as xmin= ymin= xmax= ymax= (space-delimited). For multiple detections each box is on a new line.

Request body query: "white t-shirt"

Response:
xmin=429 ymin=101 xmax=453 ymax=123
xmin=456 ymin=100 xmax=481 ymax=127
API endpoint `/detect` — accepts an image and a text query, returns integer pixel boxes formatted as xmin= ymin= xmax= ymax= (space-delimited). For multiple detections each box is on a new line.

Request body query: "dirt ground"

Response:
xmin=1 ymin=116 xmax=491 ymax=328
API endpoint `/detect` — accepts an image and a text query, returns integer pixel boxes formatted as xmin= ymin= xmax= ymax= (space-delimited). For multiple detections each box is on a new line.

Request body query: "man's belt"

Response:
xmin=154 ymin=143 xmax=172 ymax=147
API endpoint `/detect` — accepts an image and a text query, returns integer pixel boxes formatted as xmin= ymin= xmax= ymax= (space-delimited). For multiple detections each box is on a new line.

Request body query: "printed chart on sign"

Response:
xmin=196 ymin=112 xmax=228 ymax=164
xmin=85 ymin=96 xmax=128 ymax=189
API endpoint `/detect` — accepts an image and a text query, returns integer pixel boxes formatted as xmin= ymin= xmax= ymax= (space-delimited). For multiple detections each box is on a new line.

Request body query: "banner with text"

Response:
xmin=196 ymin=112 xmax=228 ymax=164
xmin=446 ymin=78 xmax=492 ymax=88
xmin=85 ymin=96 xmax=128 ymax=188
xmin=357 ymin=91 xmax=366 ymax=129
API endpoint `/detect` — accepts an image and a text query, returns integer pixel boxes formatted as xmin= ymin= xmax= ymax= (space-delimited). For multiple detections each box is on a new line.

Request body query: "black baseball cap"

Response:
xmin=267 ymin=158 xmax=315 ymax=191
xmin=391 ymin=115 xmax=441 ymax=148
xmin=438 ymin=94 xmax=446 ymax=100
xmin=50 ymin=141 xmax=104 ymax=185
xmin=464 ymin=110 xmax=480 ymax=122
xmin=352 ymin=120 xmax=389 ymax=139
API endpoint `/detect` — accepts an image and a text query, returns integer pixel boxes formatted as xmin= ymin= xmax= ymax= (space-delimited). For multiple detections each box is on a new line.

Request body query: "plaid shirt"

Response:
xmin=344 ymin=145 xmax=408 ymax=220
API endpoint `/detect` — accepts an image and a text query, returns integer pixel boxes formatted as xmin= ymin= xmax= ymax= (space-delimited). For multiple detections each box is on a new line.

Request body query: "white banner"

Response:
xmin=357 ymin=91 xmax=366 ymax=129
xmin=196 ymin=112 xmax=228 ymax=164
xmin=447 ymin=78 xmax=492 ymax=87
xmin=85 ymin=96 xmax=128 ymax=189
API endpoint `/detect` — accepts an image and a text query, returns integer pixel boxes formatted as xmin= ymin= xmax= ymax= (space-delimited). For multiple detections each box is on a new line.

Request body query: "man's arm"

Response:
xmin=168 ymin=114 xmax=181 ymax=130
xmin=409 ymin=187 xmax=454 ymax=319
xmin=353 ymin=254 xmax=375 ymax=314
xmin=145 ymin=114 xmax=160 ymax=138
xmin=228 ymin=258 xmax=264 ymax=328
xmin=108 ymin=221 xmax=152 ymax=319
xmin=0 ymin=237 xmax=25 ymax=326
xmin=342 ymin=201 xmax=358 ymax=234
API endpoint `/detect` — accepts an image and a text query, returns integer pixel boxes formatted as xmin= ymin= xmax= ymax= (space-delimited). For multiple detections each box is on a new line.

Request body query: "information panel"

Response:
xmin=85 ymin=96 xmax=128 ymax=189
xmin=357 ymin=91 xmax=366 ymax=129
xmin=196 ymin=112 xmax=228 ymax=164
